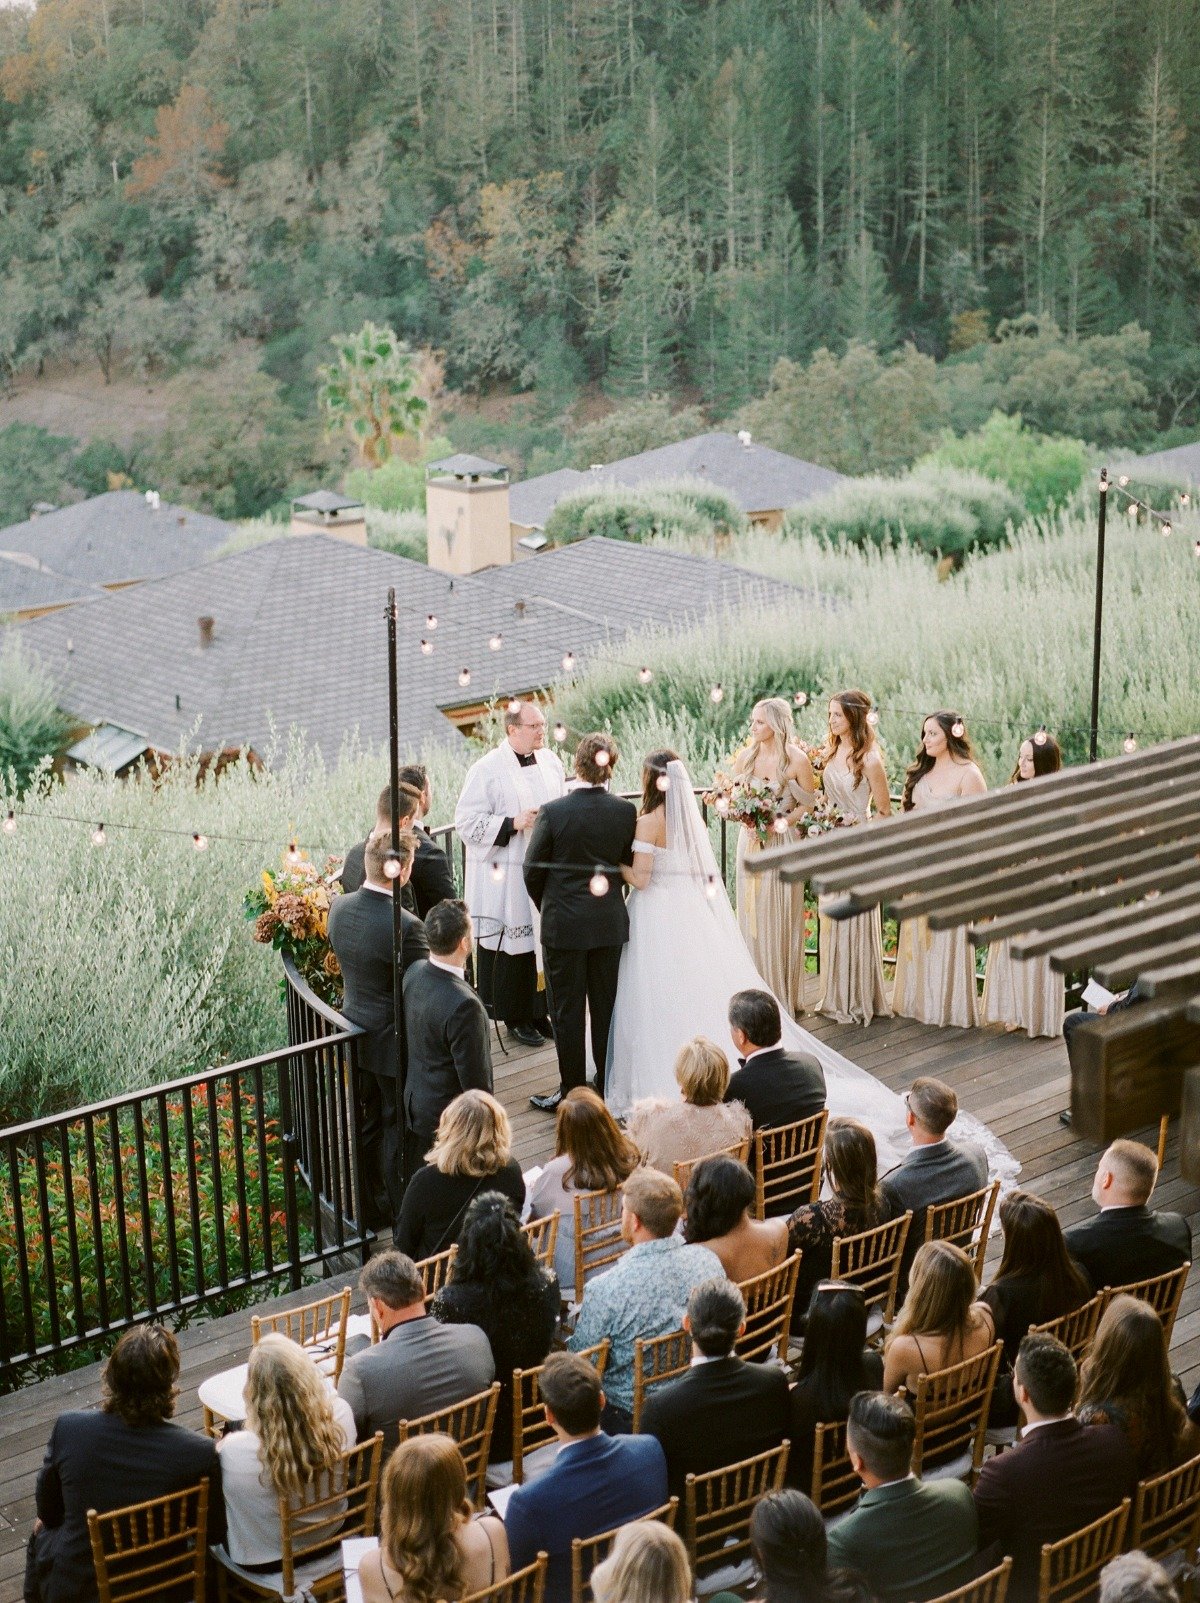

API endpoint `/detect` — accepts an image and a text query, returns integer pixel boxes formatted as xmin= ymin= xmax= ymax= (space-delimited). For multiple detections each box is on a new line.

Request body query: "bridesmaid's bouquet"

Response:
xmin=702 ymin=770 xmax=789 ymax=848
xmin=804 ymin=790 xmax=855 ymax=835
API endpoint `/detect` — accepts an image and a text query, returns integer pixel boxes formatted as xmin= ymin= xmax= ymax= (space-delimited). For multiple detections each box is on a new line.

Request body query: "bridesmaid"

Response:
xmin=815 ymin=689 xmax=892 ymax=1025
xmin=981 ymin=732 xmax=1065 ymax=1037
xmin=732 ymin=697 xmax=815 ymax=1016
xmin=892 ymin=711 xmax=987 ymax=1028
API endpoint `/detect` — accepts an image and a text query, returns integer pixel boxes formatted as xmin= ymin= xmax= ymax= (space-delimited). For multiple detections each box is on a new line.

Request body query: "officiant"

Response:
xmin=454 ymin=699 xmax=566 ymax=1047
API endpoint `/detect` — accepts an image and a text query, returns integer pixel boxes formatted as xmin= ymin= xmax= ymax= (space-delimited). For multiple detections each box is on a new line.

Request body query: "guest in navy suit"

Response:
xmin=504 ymin=1352 xmax=667 ymax=1603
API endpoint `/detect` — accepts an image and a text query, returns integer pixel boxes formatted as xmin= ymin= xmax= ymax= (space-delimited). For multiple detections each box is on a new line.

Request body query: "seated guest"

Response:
xmin=359 ymin=1433 xmax=508 ymax=1603
xmin=1063 ymin=1140 xmax=1192 ymax=1289
xmin=430 ymin=1191 xmax=561 ymax=1463
xmin=627 ymin=1036 xmax=752 ymax=1175
xmin=568 ymin=1167 xmax=724 ymax=1432
xmin=683 ymin=1154 xmax=788 ymax=1284
xmin=504 ymin=1353 xmax=668 ymax=1603
xmin=340 ymin=779 xmax=423 ymax=896
xmin=396 ymin=762 xmax=458 ymax=919
xmin=973 ymin=1333 xmax=1135 ymax=1600
xmin=528 ymin=1086 xmax=641 ymax=1293
xmin=787 ymin=1116 xmax=888 ymax=1318
xmin=788 ymin=1281 xmax=884 ymax=1495
xmin=1078 ymin=1295 xmax=1200 ymax=1477
xmin=218 ymin=1333 xmax=356 ymax=1570
xmin=724 ymin=989 xmax=826 ymax=1140
xmin=826 ymin=1391 xmax=978 ymax=1603
xmin=394 ymin=1089 xmax=525 ymax=1261
xmin=27 ymin=1325 xmax=223 ymax=1603
xmin=883 ymin=1241 xmax=997 ymax=1401
xmin=591 ymin=1522 xmax=692 ymax=1603
xmin=882 ymin=1076 xmax=989 ymax=1294
xmin=983 ymin=1190 xmax=1094 ymax=1369
xmin=1099 ymin=1552 xmax=1180 ymax=1603
xmin=640 ymin=1278 xmax=789 ymax=1501
xmin=711 ymin=1489 xmax=875 ymax=1603
xmin=337 ymin=1251 xmax=494 ymax=1450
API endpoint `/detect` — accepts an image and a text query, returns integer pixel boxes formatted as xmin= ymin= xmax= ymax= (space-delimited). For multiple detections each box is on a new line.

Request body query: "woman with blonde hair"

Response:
xmin=217 ymin=1333 xmax=356 ymax=1568
xmin=730 ymin=697 xmax=815 ymax=1015
xmin=815 ymin=690 xmax=892 ymax=1026
xmin=528 ymin=1085 xmax=642 ymax=1289
xmin=590 ymin=1520 xmax=691 ymax=1603
xmin=358 ymin=1433 xmax=509 ymax=1603
xmin=883 ymin=1240 xmax=996 ymax=1400
xmin=395 ymin=1089 xmax=525 ymax=1259
xmin=627 ymin=1036 xmax=751 ymax=1175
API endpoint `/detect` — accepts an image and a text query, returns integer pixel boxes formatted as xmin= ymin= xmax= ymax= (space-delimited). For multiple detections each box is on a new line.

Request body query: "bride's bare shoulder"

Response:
xmin=636 ymin=809 xmax=667 ymax=844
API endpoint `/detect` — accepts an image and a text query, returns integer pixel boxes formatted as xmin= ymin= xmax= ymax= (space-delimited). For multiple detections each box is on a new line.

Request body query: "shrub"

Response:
xmin=569 ymin=396 xmax=706 ymax=468
xmin=918 ymin=412 xmax=1090 ymax=517
xmin=344 ymin=434 xmax=455 ymax=513
xmin=783 ymin=466 xmax=1024 ymax=558
xmin=0 ymin=637 xmax=71 ymax=793
xmin=545 ymin=479 xmax=746 ymax=546
xmin=366 ymin=508 xmax=427 ymax=562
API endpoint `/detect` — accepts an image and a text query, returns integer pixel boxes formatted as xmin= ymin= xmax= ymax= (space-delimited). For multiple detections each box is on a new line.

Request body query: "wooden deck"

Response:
xmin=1 ymin=1014 xmax=1198 ymax=1601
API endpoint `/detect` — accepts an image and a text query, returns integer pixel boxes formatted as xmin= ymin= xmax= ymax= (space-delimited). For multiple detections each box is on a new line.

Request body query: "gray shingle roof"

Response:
xmin=292 ymin=489 xmax=364 ymax=512
xmin=508 ymin=468 xmax=588 ymax=529
xmin=427 ymin=454 xmax=509 ymax=479
xmin=11 ymin=534 xmax=809 ymax=761
xmin=1119 ymin=440 xmax=1200 ymax=484
xmin=0 ymin=553 xmax=102 ymax=615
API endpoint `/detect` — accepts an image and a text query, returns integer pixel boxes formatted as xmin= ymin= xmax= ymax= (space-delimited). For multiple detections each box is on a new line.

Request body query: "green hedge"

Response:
xmin=917 ymin=411 xmax=1090 ymax=517
xmin=545 ymin=478 xmax=747 ymax=546
xmin=784 ymin=466 xmax=1024 ymax=557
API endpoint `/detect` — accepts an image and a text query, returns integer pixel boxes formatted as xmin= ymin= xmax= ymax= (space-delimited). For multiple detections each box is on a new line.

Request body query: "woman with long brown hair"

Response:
xmin=358 ymin=1433 xmax=509 ymax=1603
xmin=815 ymin=690 xmax=892 ymax=1026
xmin=891 ymin=712 xmax=987 ymax=1028
xmin=982 ymin=1190 xmax=1092 ymax=1367
xmin=527 ymin=1085 xmax=640 ymax=1290
xmin=982 ymin=732 xmax=1065 ymax=1037
xmin=1078 ymin=1295 xmax=1200 ymax=1476
xmin=883 ymin=1240 xmax=996 ymax=1398
xmin=785 ymin=1117 xmax=888 ymax=1316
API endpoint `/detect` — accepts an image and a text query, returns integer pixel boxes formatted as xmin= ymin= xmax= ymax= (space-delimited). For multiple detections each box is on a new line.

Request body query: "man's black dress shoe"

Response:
xmin=508 ymin=1024 xmax=545 ymax=1048
xmin=530 ymin=1091 xmax=563 ymax=1112
xmin=535 ymin=1019 xmax=556 ymax=1039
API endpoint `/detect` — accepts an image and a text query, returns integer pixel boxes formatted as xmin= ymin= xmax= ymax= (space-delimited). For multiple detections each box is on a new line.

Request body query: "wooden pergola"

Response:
xmin=748 ymin=736 xmax=1200 ymax=1180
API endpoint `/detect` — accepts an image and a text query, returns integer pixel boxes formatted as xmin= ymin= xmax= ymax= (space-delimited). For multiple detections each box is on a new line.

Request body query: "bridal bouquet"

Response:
xmin=702 ymin=770 xmax=788 ymax=848
xmin=244 ymin=849 xmax=344 ymax=1003
xmin=804 ymin=788 xmax=856 ymax=835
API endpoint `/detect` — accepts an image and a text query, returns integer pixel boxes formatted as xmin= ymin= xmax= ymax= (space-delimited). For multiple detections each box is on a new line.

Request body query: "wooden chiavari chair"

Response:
xmin=573 ymin=1188 xmax=629 ymax=1307
xmin=631 ymin=1327 xmax=691 ymax=1433
xmin=754 ymin=1112 xmax=827 ymax=1220
xmin=830 ymin=1211 xmax=912 ymax=1336
xmin=923 ymin=1182 xmax=1000 ymax=1283
xmin=673 ymin=1139 xmax=752 ymax=1202
xmin=922 ymin=1559 xmax=1014 ymax=1603
xmin=448 ymin=1552 xmax=549 ymax=1603
xmin=1028 ymin=1295 xmax=1105 ymax=1363
xmin=568 ymin=1499 xmax=679 ymax=1603
xmin=89 ymin=1480 xmax=209 ymax=1603
xmin=909 ymin=1344 xmax=1003 ymax=1481
xmin=1036 ymin=1500 xmax=1130 ymax=1603
xmin=683 ymin=1442 xmax=790 ymax=1589
xmin=1131 ymin=1453 xmax=1200 ymax=1596
xmin=1099 ymin=1262 xmax=1190 ymax=1342
xmin=734 ymin=1253 xmax=801 ymax=1364
xmin=509 ymin=1341 xmax=610 ymax=1485
xmin=398 ymin=1384 xmax=501 ymax=1509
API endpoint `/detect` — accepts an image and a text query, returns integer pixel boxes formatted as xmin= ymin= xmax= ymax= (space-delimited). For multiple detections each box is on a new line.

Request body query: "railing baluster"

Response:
xmin=83 ymin=1118 xmax=109 ymax=1335
xmin=302 ymin=1045 xmax=325 ymax=1262
xmin=132 ymin=1099 xmax=158 ymax=1316
xmin=5 ymin=1135 xmax=35 ymax=1364
xmin=251 ymin=1065 xmax=274 ymax=1278
xmin=205 ymin=1079 xmax=230 ymax=1290
xmin=108 ymin=1106 xmax=133 ymax=1326
xmin=229 ymin=1069 xmax=252 ymax=1281
xmin=57 ymin=1123 xmax=87 ymax=1341
xmin=326 ymin=1038 xmax=347 ymax=1253
xmin=276 ymin=1058 xmax=303 ymax=1291
xmin=32 ymin=1133 xmax=61 ymax=1352
xmin=154 ymin=1093 xmax=182 ymax=1309
xmin=182 ymin=1091 xmax=206 ymax=1303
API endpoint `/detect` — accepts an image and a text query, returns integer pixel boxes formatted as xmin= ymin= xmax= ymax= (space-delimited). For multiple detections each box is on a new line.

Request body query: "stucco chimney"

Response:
xmin=198 ymin=615 xmax=215 ymax=648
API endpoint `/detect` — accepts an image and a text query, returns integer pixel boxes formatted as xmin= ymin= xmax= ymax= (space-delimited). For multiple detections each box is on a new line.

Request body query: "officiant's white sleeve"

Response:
xmin=455 ymin=758 xmax=511 ymax=851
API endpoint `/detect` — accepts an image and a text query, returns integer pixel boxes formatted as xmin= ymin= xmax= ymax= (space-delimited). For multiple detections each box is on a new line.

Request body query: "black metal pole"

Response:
xmin=1088 ymin=469 xmax=1108 ymax=764
xmin=386 ymin=588 xmax=409 ymax=1190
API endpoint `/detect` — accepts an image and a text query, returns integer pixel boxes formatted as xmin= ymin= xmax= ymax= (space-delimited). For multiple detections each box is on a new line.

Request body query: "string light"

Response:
xmin=1162 ymin=522 xmax=1172 ymax=538
xmin=420 ymin=638 xmax=433 ymax=656
xmin=951 ymin=720 xmax=965 ymax=738
xmin=91 ymin=823 xmax=107 ymax=847
xmin=1194 ymin=540 xmax=1200 ymax=558
xmin=1181 ymin=493 xmax=1191 ymax=506
xmin=2 ymin=810 xmax=14 ymax=834
xmin=553 ymin=722 xmax=567 ymax=742
xmin=425 ymin=614 xmax=438 ymax=631
xmin=458 ymin=667 xmax=471 ymax=688
xmin=285 ymin=840 xmax=302 ymax=866
xmin=1118 ymin=474 xmax=1130 ymax=488
xmin=1127 ymin=501 xmax=1139 ymax=520
xmin=1034 ymin=726 xmax=1049 ymax=746
xmin=490 ymin=861 xmax=505 ymax=883
xmin=772 ymin=816 xmax=789 ymax=834
xmin=655 ymin=775 xmax=670 ymax=792
xmin=705 ymin=875 xmax=719 ymax=899
xmin=489 ymin=633 xmax=503 ymax=651
xmin=382 ymin=851 xmax=401 ymax=879
xmin=561 ymin=651 xmax=576 ymax=672
xmin=866 ymin=709 xmax=880 ymax=727
xmin=638 ymin=667 xmax=653 ymax=685
xmin=507 ymin=698 xmax=521 ymax=713
xmin=588 ymin=868 xmax=608 ymax=897
xmin=793 ymin=690 xmax=810 ymax=707
xmin=1123 ymin=733 xmax=1138 ymax=753
xmin=594 ymin=749 xmax=610 ymax=768
xmin=192 ymin=832 xmax=209 ymax=851
xmin=710 ymin=684 xmax=725 ymax=704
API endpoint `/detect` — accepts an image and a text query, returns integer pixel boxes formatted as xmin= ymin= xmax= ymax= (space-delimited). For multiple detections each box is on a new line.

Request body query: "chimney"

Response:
xmin=198 ymin=615 xmax=215 ymax=648
xmin=425 ymin=454 xmax=513 ymax=576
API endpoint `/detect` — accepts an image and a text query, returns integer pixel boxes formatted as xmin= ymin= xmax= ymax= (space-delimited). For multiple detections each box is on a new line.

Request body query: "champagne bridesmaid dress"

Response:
xmin=891 ymin=772 xmax=981 ymax=1028
xmin=816 ymin=756 xmax=891 ymax=1025
xmin=735 ymin=777 xmax=809 ymax=1015
xmin=981 ymin=939 xmax=1064 ymax=1037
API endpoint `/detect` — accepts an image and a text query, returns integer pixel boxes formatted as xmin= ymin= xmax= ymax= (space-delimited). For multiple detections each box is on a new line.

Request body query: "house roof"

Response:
xmin=66 ymin=723 xmax=150 ymax=772
xmin=0 ymin=490 xmax=232 ymax=615
xmin=427 ymin=453 xmax=509 ymax=479
xmin=11 ymin=534 xmax=807 ymax=761
xmin=292 ymin=489 xmax=364 ymax=512
xmin=1119 ymin=439 xmax=1200 ymax=484
xmin=0 ymin=553 xmax=102 ymax=615
xmin=506 ymin=432 xmax=844 ymax=529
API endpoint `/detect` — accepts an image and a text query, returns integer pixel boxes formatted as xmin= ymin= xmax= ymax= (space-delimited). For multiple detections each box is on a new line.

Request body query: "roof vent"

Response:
xmin=737 ymin=430 xmax=752 ymax=448
xmin=198 ymin=615 xmax=215 ymax=648
xmin=514 ymin=599 xmax=527 ymax=617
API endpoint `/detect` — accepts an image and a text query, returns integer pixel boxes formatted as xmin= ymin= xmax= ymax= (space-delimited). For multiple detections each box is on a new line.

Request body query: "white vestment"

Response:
xmin=454 ymin=742 xmax=566 ymax=959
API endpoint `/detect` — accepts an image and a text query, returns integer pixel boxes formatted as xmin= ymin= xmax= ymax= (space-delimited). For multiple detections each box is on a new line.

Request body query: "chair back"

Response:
xmin=631 ymin=1327 xmax=691 ymax=1432
xmin=511 ymin=1341 xmax=610 ymax=1484
xmin=1131 ymin=1452 xmax=1200 ymax=1572
xmin=87 ymin=1479 xmax=209 ymax=1603
xmin=1099 ymin=1262 xmax=1191 ymax=1342
xmin=923 ymin=1182 xmax=1000 ymax=1282
xmin=569 ymin=1499 xmax=679 ymax=1603
xmin=810 ymin=1420 xmax=860 ymax=1518
xmin=734 ymin=1253 xmax=801 ymax=1363
xmin=449 ymin=1551 xmax=549 ymax=1603
xmin=250 ymin=1284 xmax=353 ymax=1383
xmin=684 ymin=1441 xmax=790 ymax=1576
xmin=830 ymin=1211 xmax=912 ymax=1322
xmin=275 ymin=1432 xmax=384 ymax=1596
xmin=1036 ymin=1499 xmax=1130 ymax=1603
xmin=416 ymin=1244 xmax=460 ymax=1302
xmin=1029 ymin=1295 xmax=1105 ymax=1363
xmin=910 ymin=1343 xmax=1003 ymax=1478
xmin=923 ymin=1559 xmax=1014 ymax=1603
xmin=521 ymin=1212 xmax=560 ymax=1274
xmin=754 ymin=1112 xmax=828 ymax=1219
xmin=673 ymin=1138 xmax=752 ymax=1201
xmin=574 ymin=1188 xmax=629 ymax=1305
xmin=398 ymin=1384 xmax=501 ymax=1509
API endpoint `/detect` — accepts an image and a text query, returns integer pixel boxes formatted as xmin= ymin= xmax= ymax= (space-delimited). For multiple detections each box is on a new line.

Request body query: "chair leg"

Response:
xmin=1158 ymin=1113 xmax=1169 ymax=1169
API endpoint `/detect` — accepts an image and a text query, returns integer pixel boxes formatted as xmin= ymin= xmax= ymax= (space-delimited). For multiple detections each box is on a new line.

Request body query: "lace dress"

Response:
xmin=735 ymin=776 xmax=809 ymax=1015
xmin=816 ymin=757 xmax=891 ymax=1026
xmin=891 ymin=772 xmax=982 ymax=1029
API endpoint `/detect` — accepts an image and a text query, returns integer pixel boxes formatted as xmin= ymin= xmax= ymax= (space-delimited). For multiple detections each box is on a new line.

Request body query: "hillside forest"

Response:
xmin=2 ymin=0 xmax=1200 ymax=517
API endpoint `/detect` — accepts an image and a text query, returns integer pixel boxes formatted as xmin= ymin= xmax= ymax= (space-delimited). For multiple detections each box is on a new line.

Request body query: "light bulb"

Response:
xmin=715 ymin=798 xmax=730 ymax=817
xmin=91 ymin=823 xmax=107 ymax=847
xmin=285 ymin=840 xmax=301 ymax=866
xmin=866 ymin=709 xmax=880 ymax=727
xmin=562 ymin=651 xmax=576 ymax=672
xmin=1193 ymin=539 xmax=1200 ymax=558
xmin=705 ymin=875 xmax=719 ymax=899
xmin=2 ymin=810 xmax=14 ymax=834
xmin=638 ymin=666 xmax=653 ymax=685
xmin=426 ymin=613 xmax=438 ymax=631
xmin=382 ymin=851 xmax=402 ymax=880
xmin=458 ymin=667 xmax=471 ymax=688
xmin=1162 ymin=521 xmax=1172 ymax=537
xmin=507 ymin=698 xmax=521 ymax=713
xmin=710 ymin=684 xmax=724 ymax=704
xmin=655 ymin=775 xmax=670 ymax=792
xmin=595 ymin=749 xmax=610 ymax=768
xmin=772 ymin=815 xmax=789 ymax=834
xmin=420 ymin=638 xmax=433 ymax=655
xmin=589 ymin=869 xmax=608 ymax=897
xmin=793 ymin=690 xmax=809 ymax=707
xmin=1118 ymin=474 xmax=1130 ymax=488
xmin=192 ymin=832 xmax=209 ymax=851
xmin=490 ymin=861 xmax=505 ymax=883
xmin=1123 ymin=733 xmax=1138 ymax=754
xmin=1127 ymin=501 xmax=1139 ymax=520
xmin=951 ymin=720 xmax=965 ymax=738
xmin=1034 ymin=727 xmax=1048 ymax=746
xmin=1180 ymin=492 xmax=1190 ymax=506
xmin=489 ymin=633 xmax=503 ymax=651
xmin=553 ymin=722 xmax=567 ymax=743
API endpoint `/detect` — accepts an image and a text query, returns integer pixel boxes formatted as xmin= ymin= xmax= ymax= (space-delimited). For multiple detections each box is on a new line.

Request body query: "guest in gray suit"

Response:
xmin=882 ymin=1077 xmax=988 ymax=1295
xmin=337 ymin=1251 xmax=495 ymax=1451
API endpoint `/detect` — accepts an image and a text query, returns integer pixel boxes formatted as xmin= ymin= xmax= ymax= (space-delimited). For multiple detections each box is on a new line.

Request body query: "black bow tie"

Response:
xmin=516 ymin=752 xmax=537 ymax=767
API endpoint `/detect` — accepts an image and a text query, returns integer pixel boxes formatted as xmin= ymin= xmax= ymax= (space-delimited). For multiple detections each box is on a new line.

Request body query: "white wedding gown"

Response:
xmin=605 ymin=762 xmax=1019 ymax=1186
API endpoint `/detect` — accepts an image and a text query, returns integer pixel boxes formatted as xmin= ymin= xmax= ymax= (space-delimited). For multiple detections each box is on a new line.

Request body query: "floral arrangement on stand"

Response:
xmin=244 ymin=849 xmax=344 ymax=1004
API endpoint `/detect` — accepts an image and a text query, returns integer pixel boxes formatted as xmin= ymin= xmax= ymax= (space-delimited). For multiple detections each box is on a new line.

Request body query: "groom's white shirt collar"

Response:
xmin=743 ymin=1042 xmax=782 ymax=1064
xmin=428 ymin=956 xmax=466 ymax=979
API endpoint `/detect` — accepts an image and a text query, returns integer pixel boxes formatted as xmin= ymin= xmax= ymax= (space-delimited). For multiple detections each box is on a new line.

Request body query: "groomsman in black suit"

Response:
xmin=724 ymin=989 xmax=827 ymax=1137
xmin=397 ymin=763 xmax=459 ymax=919
xmin=402 ymin=899 xmax=494 ymax=1180
xmin=328 ymin=831 xmax=429 ymax=1229
xmin=524 ymin=733 xmax=638 ymax=1111
xmin=340 ymin=782 xmax=423 ymax=906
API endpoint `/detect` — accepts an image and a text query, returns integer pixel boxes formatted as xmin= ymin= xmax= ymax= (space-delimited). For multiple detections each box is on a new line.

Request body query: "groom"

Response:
xmin=523 ymin=733 xmax=638 ymax=1111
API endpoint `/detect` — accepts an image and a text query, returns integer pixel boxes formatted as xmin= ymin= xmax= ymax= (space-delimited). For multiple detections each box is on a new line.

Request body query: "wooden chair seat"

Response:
xmin=923 ymin=1182 xmax=1000 ymax=1283
xmin=684 ymin=1441 xmax=790 ymax=1585
xmin=88 ymin=1479 xmax=210 ymax=1603
xmin=446 ymin=1551 xmax=549 ymax=1603
xmin=1036 ymin=1499 xmax=1130 ymax=1603
xmin=569 ymin=1498 xmax=679 ymax=1603
xmin=830 ymin=1210 xmax=912 ymax=1329
xmin=573 ymin=1187 xmax=629 ymax=1306
xmin=521 ymin=1212 xmax=560 ymax=1274
xmin=416 ymin=1244 xmax=460 ymax=1303
xmin=673 ymin=1138 xmax=751 ymax=1201
xmin=631 ymin=1327 xmax=691 ymax=1433
xmin=398 ymin=1384 xmax=501 ymax=1509
xmin=754 ymin=1112 xmax=827 ymax=1219
xmin=734 ymin=1253 xmax=801 ymax=1364
xmin=509 ymin=1341 xmax=610 ymax=1486
xmin=1028 ymin=1295 xmax=1105 ymax=1363
xmin=1099 ymin=1262 xmax=1190 ymax=1342
xmin=923 ymin=1559 xmax=1014 ymax=1603
xmin=910 ymin=1344 xmax=1003 ymax=1481
xmin=1131 ymin=1452 xmax=1200 ymax=1580
xmin=810 ymin=1420 xmax=859 ymax=1519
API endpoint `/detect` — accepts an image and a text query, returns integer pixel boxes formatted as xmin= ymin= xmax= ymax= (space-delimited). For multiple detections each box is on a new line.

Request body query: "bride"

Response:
xmin=605 ymin=750 xmax=1017 ymax=1183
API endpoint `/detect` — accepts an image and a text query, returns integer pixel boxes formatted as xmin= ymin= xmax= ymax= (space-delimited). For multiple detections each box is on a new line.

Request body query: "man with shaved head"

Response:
xmin=1063 ymin=1139 xmax=1191 ymax=1289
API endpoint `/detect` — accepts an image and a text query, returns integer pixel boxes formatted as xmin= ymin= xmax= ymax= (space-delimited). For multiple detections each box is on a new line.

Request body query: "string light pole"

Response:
xmin=385 ymin=586 xmax=410 ymax=1186
xmin=1089 ymin=468 xmax=1109 ymax=763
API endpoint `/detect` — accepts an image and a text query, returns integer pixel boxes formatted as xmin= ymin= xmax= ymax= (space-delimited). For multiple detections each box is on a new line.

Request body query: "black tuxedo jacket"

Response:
xmin=1063 ymin=1204 xmax=1192 ymax=1290
xmin=723 ymin=1046 xmax=827 ymax=1131
xmin=524 ymin=787 xmax=637 ymax=950
xmin=403 ymin=959 xmax=493 ymax=1140
xmin=328 ymin=887 xmax=429 ymax=1081
xmin=639 ymin=1354 xmax=790 ymax=1502
xmin=342 ymin=833 xmax=454 ymax=916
